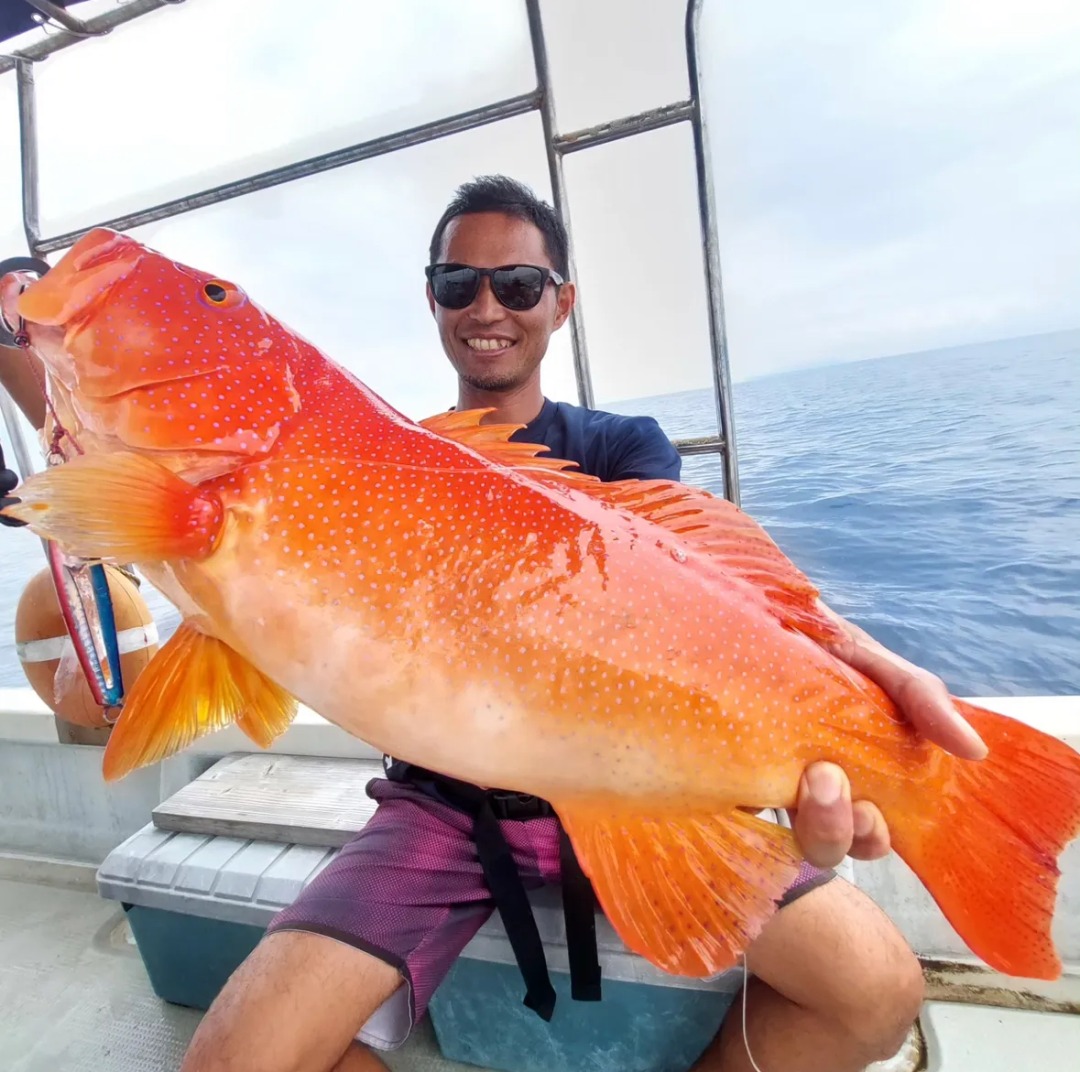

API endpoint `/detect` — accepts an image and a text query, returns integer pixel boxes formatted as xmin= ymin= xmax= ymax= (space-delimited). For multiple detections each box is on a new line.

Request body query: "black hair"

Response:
xmin=428 ymin=174 xmax=570 ymax=279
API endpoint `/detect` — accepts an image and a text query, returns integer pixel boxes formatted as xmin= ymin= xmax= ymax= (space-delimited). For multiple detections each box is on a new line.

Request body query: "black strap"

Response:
xmin=385 ymin=760 xmax=604 ymax=1017
xmin=473 ymin=796 xmax=557 ymax=1021
xmin=559 ymin=825 xmax=602 ymax=1001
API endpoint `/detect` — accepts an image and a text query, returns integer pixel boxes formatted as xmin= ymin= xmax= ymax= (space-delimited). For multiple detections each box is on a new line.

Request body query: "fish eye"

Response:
xmin=199 ymin=279 xmax=245 ymax=309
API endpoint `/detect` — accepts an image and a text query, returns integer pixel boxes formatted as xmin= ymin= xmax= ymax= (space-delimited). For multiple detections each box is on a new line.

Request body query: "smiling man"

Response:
xmin=170 ymin=175 xmax=998 ymax=1072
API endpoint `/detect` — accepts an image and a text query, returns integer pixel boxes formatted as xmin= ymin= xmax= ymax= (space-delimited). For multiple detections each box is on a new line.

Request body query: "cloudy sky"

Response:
xmin=1 ymin=0 xmax=1078 ymax=423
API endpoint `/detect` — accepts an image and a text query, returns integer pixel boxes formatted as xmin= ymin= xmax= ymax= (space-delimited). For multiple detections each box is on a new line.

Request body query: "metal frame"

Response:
xmin=1 ymin=0 xmax=740 ymax=503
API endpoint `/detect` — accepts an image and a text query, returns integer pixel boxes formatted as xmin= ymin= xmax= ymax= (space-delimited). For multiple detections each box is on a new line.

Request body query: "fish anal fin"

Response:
xmin=555 ymin=800 xmax=804 ymax=977
xmin=0 ymin=451 xmax=223 ymax=562
xmin=102 ymin=621 xmax=298 ymax=780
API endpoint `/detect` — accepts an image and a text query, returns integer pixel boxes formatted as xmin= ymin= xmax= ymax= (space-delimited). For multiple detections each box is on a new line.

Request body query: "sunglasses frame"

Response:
xmin=425 ymin=262 xmax=566 ymax=311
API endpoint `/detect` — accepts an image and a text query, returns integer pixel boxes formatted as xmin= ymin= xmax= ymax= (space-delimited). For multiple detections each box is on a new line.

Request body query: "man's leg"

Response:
xmin=692 ymin=878 xmax=924 ymax=1072
xmin=181 ymin=930 xmax=399 ymax=1072
xmin=180 ymin=778 xmax=514 ymax=1072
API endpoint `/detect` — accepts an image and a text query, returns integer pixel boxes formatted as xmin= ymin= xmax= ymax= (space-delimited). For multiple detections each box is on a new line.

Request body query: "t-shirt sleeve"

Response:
xmin=608 ymin=416 xmax=682 ymax=482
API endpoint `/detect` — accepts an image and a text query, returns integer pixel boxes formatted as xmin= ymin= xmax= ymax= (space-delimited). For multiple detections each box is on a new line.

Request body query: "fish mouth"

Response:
xmin=14 ymin=228 xmax=142 ymax=328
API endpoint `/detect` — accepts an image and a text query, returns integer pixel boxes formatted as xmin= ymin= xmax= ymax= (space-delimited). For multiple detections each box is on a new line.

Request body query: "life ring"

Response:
xmin=14 ymin=565 xmax=159 ymax=729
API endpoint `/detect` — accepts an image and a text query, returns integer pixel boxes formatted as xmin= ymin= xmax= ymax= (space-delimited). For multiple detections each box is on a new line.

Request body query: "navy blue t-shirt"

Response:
xmin=510 ymin=397 xmax=682 ymax=483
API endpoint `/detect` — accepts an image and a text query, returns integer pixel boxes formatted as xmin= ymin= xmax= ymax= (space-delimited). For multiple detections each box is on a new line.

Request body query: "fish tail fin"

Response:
xmin=886 ymin=699 xmax=1080 ymax=980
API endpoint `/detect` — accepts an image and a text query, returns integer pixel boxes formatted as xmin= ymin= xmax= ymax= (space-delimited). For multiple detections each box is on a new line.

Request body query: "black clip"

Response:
xmin=0 ymin=255 xmax=51 ymax=348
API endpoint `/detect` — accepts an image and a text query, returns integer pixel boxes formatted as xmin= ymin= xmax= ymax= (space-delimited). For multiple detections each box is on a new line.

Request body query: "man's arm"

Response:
xmin=0 ymin=342 xmax=46 ymax=430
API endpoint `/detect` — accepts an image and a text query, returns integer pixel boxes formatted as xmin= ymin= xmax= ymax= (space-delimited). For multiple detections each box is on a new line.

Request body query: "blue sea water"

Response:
xmin=606 ymin=328 xmax=1080 ymax=697
xmin=0 ymin=328 xmax=1077 ymax=696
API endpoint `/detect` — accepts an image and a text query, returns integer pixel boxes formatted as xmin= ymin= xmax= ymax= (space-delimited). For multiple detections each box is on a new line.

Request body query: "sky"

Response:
xmin=1 ymin=0 xmax=1078 ymax=424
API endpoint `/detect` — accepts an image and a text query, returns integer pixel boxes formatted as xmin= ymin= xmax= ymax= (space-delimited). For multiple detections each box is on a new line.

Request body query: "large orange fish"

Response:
xmin=3 ymin=228 xmax=1079 ymax=984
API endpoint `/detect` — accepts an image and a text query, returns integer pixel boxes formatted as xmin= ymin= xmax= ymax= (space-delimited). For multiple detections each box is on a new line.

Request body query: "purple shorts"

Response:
xmin=266 ymin=777 xmax=833 ymax=1051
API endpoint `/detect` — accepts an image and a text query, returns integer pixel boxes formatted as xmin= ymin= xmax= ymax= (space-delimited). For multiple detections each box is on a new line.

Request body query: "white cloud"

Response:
xmin=2 ymin=0 xmax=1078 ymax=411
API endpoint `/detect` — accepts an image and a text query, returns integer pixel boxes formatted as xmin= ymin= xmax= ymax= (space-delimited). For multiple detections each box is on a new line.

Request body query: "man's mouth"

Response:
xmin=465 ymin=337 xmax=515 ymax=353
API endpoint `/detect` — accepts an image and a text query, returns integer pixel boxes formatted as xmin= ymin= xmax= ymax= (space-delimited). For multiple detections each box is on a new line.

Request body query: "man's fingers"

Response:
xmin=791 ymin=763 xmax=854 ymax=869
xmin=848 ymin=801 xmax=891 ymax=861
xmin=891 ymin=671 xmax=988 ymax=760
xmin=824 ymin=627 xmax=988 ymax=761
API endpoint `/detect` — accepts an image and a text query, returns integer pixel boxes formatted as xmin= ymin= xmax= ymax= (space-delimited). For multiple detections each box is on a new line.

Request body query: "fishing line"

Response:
xmin=741 ymin=958 xmax=766 ymax=1072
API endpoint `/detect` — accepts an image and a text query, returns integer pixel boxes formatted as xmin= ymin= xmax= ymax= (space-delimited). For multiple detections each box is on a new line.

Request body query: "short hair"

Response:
xmin=428 ymin=174 xmax=570 ymax=279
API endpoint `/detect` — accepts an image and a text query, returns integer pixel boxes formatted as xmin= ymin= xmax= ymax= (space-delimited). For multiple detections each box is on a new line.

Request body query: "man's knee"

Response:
xmin=842 ymin=934 xmax=924 ymax=1060
xmin=748 ymin=878 xmax=925 ymax=1061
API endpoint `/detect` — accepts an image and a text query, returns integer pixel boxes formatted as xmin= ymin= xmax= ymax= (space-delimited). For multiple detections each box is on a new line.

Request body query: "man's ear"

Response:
xmin=552 ymin=280 xmax=576 ymax=330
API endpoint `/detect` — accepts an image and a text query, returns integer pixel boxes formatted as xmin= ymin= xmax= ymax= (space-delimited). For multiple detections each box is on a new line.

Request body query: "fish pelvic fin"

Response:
xmin=886 ymin=699 xmax=1080 ymax=980
xmin=0 ymin=451 xmax=223 ymax=562
xmin=555 ymin=799 xmax=804 ymax=978
xmin=102 ymin=620 xmax=298 ymax=781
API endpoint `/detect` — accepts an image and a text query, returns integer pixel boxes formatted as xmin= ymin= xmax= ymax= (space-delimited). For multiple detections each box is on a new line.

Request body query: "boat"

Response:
xmin=1 ymin=3 xmax=1077 ymax=1070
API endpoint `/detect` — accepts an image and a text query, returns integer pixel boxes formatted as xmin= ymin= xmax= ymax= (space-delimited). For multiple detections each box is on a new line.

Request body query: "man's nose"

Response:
xmin=469 ymin=278 xmax=505 ymax=323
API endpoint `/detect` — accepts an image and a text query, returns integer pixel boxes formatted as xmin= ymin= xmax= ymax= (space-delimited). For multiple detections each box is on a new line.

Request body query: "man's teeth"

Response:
xmin=466 ymin=338 xmax=512 ymax=351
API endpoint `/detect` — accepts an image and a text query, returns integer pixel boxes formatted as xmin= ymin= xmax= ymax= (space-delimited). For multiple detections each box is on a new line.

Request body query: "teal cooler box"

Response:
xmin=96 ymin=823 xmax=339 ymax=1011
xmin=428 ymin=883 xmax=740 ymax=1072
xmin=98 ymin=823 xmax=740 ymax=1072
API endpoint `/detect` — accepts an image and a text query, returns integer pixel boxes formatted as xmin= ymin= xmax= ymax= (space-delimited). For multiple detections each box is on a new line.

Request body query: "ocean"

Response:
xmin=1 ymin=328 xmax=1077 ymax=697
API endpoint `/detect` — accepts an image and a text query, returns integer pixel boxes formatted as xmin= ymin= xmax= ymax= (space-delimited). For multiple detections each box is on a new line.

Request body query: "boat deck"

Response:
xmin=0 ymin=875 xmax=475 ymax=1072
xmin=3 ymin=871 xmax=1077 ymax=1072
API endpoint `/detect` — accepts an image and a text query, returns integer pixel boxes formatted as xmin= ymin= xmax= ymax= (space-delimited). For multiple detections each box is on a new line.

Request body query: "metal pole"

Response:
xmin=685 ymin=0 xmax=740 ymax=504
xmin=524 ymin=0 xmax=595 ymax=410
xmin=16 ymin=59 xmax=40 ymax=255
xmin=554 ymin=101 xmax=694 ymax=155
xmin=36 ymin=90 xmax=542 ymax=254
xmin=0 ymin=0 xmax=174 ymax=75
xmin=0 ymin=388 xmax=37 ymax=480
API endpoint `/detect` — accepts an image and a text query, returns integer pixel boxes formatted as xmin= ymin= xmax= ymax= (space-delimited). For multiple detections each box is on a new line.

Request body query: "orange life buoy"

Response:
xmin=14 ymin=565 xmax=159 ymax=729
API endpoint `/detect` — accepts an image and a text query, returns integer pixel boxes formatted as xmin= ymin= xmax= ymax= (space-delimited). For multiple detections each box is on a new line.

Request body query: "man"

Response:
xmin=0 ymin=179 xmax=985 ymax=1072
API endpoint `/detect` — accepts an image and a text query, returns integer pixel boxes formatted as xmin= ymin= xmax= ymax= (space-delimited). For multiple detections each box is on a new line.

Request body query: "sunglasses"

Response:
xmin=426 ymin=262 xmax=565 ymax=311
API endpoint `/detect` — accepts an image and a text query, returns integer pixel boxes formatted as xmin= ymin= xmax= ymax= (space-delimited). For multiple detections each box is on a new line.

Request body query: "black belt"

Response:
xmin=385 ymin=759 xmax=602 ymax=1020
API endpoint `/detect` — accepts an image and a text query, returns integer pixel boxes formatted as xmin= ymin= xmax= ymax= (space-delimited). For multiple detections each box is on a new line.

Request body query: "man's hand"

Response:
xmin=789 ymin=602 xmax=989 ymax=869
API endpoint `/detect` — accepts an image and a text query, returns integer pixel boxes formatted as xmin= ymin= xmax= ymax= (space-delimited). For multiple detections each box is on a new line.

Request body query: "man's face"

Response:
xmin=428 ymin=211 xmax=575 ymax=394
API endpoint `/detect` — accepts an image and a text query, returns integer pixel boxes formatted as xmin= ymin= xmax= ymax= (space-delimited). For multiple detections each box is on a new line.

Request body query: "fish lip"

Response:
xmin=15 ymin=228 xmax=142 ymax=327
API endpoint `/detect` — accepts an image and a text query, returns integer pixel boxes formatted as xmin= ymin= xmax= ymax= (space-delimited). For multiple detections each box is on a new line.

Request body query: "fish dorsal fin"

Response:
xmin=418 ymin=409 xmax=843 ymax=644
xmin=586 ymin=478 xmax=845 ymax=644
xmin=418 ymin=408 xmax=591 ymax=476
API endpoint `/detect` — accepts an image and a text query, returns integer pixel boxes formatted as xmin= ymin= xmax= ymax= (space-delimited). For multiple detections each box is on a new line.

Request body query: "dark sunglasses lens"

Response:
xmin=431 ymin=266 xmax=479 ymax=308
xmin=492 ymin=266 xmax=546 ymax=310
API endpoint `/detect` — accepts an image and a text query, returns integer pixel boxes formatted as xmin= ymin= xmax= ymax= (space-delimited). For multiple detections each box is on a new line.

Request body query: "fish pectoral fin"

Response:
xmin=555 ymin=800 xmax=804 ymax=978
xmin=102 ymin=620 xmax=298 ymax=781
xmin=0 ymin=451 xmax=224 ymax=562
